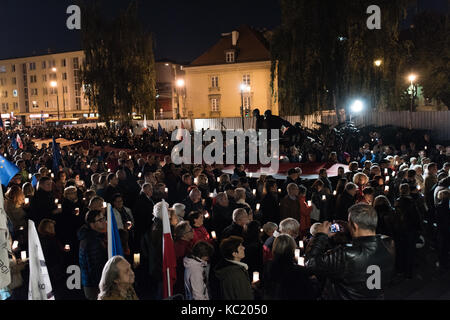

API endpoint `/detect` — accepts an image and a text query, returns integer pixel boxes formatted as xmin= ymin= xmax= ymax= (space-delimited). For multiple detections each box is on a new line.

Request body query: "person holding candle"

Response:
xmin=298 ymin=185 xmax=313 ymax=238
xmin=261 ymin=234 xmax=318 ymax=300
xmin=4 ymin=185 xmax=27 ymax=235
xmin=280 ymin=183 xmax=301 ymax=223
xmin=173 ymin=221 xmax=194 ymax=295
xmin=221 ymin=208 xmax=250 ymax=241
xmin=132 ymin=183 xmax=155 ymax=249
xmin=260 ymin=179 xmax=280 ymax=224
xmin=242 ymin=220 xmax=263 ymax=278
xmin=183 ymin=241 xmax=215 ymax=300
xmin=29 ymin=176 xmax=62 ymax=226
xmin=182 ymin=188 xmax=204 ymax=216
xmin=306 ymin=203 xmax=395 ymax=299
xmin=211 ymin=193 xmax=233 ymax=237
xmin=335 ymin=183 xmax=357 ymax=221
xmin=186 ymin=210 xmax=212 ymax=245
xmin=175 ymin=173 xmax=193 ymax=203
xmin=263 ymin=218 xmax=300 ymax=263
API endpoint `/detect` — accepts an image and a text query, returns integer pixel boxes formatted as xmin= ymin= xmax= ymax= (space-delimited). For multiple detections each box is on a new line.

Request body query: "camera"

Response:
xmin=330 ymin=223 xmax=341 ymax=233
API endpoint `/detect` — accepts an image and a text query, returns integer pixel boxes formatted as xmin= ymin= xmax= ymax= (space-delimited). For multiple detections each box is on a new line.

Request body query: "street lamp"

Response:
xmin=50 ymin=81 xmax=60 ymax=121
xmin=240 ymin=84 xmax=251 ymax=130
xmin=373 ymin=60 xmax=382 ymax=109
xmin=374 ymin=59 xmax=382 ymax=67
xmin=408 ymin=73 xmax=417 ymax=129
xmin=349 ymin=99 xmax=363 ymax=122
xmin=175 ymin=78 xmax=185 ymax=119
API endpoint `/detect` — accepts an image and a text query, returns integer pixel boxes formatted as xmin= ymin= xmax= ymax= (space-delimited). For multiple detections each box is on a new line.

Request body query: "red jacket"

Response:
xmin=192 ymin=225 xmax=212 ymax=245
xmin=299 ymin=195 xmax=312 ymax=236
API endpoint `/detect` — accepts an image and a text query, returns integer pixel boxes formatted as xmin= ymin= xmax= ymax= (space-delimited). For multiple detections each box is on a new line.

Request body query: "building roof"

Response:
xmin=188 ymin=25 xmax=271 ymax=67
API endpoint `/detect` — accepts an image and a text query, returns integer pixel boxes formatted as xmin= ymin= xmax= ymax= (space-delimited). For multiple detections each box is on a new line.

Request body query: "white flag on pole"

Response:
xmin=0 ymin=178 xmax=11 ymax=290
xmin=28 ymin=220 xmax=54 ymax=300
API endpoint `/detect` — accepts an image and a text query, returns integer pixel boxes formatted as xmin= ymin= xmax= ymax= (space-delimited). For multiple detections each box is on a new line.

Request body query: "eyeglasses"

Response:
xmin=95 ymin=217 xmax=107 ymax=223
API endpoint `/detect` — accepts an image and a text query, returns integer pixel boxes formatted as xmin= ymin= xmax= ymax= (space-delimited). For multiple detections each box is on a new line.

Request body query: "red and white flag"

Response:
xmin=16 ymin=134 xmax=23 ymax=149
xmin=161 ymin=199 xmax=176 ymax=298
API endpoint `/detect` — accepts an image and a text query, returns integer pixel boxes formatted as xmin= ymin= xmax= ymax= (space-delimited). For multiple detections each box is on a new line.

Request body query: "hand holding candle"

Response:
xmin=133 ymin=253 xmax=140 ymax=267
xmin=298 ymin=257 xmax=305 ymax=266
xmin=21 ymin=251 xmax=27 ymax=261
xmin=252 ymin=271 xmax=260 ymax=283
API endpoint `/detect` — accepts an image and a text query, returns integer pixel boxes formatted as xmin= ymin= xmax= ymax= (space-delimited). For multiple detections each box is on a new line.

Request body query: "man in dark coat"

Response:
xmin=182 ymin=188 xmax=204 ymax=215
xmin=132 ymin=183 xmax=155 ymax=251
xmin=306 ymin=203 xmax=395 ymax=300
xmin=221 ymin=208 xmax=249 ymax=241
xmin=29 ymin=176 xmax=61 ymax=225
xmin=176 ymin=173 xmax=192 ymax=203
xmin=78 ymin=210 xmax=108 ymax=300
xmin=335 ymin=183 xmax=357 ymax=221
xmin=212 ymin=193 xmax=233 ymax=237
xmin=260 ymin=180 xmax=280 ymax=224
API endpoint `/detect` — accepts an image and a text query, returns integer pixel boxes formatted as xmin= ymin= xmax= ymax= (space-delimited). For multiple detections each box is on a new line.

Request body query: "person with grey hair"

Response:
xmin=183 ymin=187 xmax=203 ymax=214
xmin=263 ymin=218 xmax=300 ymax=263
xmin=221 ymin=208 xmax=249 ymax=240
xmin=280 ymin=183 xmax=300 ymax=222
xmin=98 ymin=256 xmax=138 ymax=300
xmin=132 ymin=183 xmax=155 ymax=250
xmin=306 ymin=203 xmax=395 ymax=300
xmin=173 ymin=203 xmax=186 ymax=220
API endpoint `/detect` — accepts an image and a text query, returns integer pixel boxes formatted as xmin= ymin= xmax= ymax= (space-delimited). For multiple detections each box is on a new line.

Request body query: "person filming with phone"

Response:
xmin=306 ymin=203 xmax=395 ymax=300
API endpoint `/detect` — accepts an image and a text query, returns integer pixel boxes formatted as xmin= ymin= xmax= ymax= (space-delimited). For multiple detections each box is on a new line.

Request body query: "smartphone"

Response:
xmin=330 ymin=223 xmax=340 ymax=233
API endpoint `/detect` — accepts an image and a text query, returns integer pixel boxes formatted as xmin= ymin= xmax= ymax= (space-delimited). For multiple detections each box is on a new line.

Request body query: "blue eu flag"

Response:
xmin=11 ymin=135 xmax=18 ymax=150
xmin=31 ymin=175 xmax=38 ymax=188
xmin=52 ymin=137 xmax=62 ymax=172
xmin=158 ymin=123 xmax=163 ymax=137
xmin=0 ymin=155 xmax=20 ymax=186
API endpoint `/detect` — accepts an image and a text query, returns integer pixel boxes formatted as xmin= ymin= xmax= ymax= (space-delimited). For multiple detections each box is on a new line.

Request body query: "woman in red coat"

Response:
xmin=298 ymin=185 xmax=312 ymax=238
xmin=186 ymin=210 xmax=212 ymax=245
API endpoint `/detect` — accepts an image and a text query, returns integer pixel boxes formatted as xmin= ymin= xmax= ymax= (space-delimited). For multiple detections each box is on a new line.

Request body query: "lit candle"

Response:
xmin=51 ymin=173 xmax=54 ymax=178
xmin=103 ymin=201 xmax=107 ymax=208
xmin=295 ymin=249 xmax=300 ymax=259
xmin=138 ymin=172 xmax=142 ymax=178
xmin=49 ymin=169 xmax=52 ymax=173
xmin=55 ymin=199 xmax=59 ymax=204
xmin=217 ymin=177 xmax=220 ymax=183
xmin=24 ymin=198 xmax=29 ymax=205
xmin=58 ymin=204 xmax=62 ymax=209
xmin=129 ymin=155 xmax=132 ymax=160
xmin=298 ymin=257 xmax=305 ymax=266
xmin=252 ymin=271 xmax=260 ymax=283
xmin=133 ymin=253 xmax=140 ymax=265
xmin=249 ymin=173 xmax=253 ymax=178
xmin=87 ymin=165 xmax=90 ymax=169
xmin=384 ymin=168 xmax=388 ymax=175
xmin=12 ymin=241 xmax=18 ymax=251
xmin=64 ymin=245 xmax=71 ymax=251
xmin=385 ymin=176 xmax=390 ymax=182
xmin=164 ymin=187 xmax=168 ymax=193
xmin=392 ymin=171 xmax=396 ymax=177
xmin=425 ymin=146 xmax=427 ymax=150
xmin=333 ymin=190 xmax=337 ymax=196
xmin=307 ymin=200 xmax=312 ymax=207
xmin=260 ymin=228 xmax=264 ymax=233
xmin=127 ymin=221 xmax=133 ymax=230
xmin=417 ymin=185 xmax=421 ymax=191
xmin=204 ymin=212 xmax=210 ymax=219
xmin=209 ymin=193 xmax=214 ymax=198
xmin=194 ymin=178 xmax=198 ymax=184
xmin=75 ymin=208 xmax=80 ymax=216
xmin=322 ymin=195 xmax=326 ymax=201
xmin=299 ymin=241 xmax=304 ymax=249
xmin=28 ymin=173 xmax=32 ymax=179
xmin=108 ymin=169 xmax=111 ymax=173
xmin=211 ymin=231 xmax=217 ymax=239
xmin=278 ymin=188 xmax=281 ymax=193
xmin=21 ymin=251 xmax=27 ymax=261
xmin=256 ymin=203 xmax=260 ymax=210
xmin=19 ymin=226 xmax=24 ymax=231
xmin=385 ymin=186 xmax=389 ymax=192
xmin=252 ymin=189 xmax=256 ymax=195
xmin=3 ymin=153 xmax=6 ymax=157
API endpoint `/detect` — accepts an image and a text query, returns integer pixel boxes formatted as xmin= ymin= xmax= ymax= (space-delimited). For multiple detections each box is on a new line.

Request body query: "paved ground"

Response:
xmin=384 ymin=241 xmax=450 ymax=300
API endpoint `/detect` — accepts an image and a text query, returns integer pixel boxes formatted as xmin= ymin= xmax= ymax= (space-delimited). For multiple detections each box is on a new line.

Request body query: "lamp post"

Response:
xmin=176 ymin=79 xmax=185 ymax=120
xmin=408 ymin=74 xmax=417 ymax=130
xmin=349 ymin=100 xmax=363 ymax=122
xmin=373 ymin=59 xmax=382 ymax=110
xmin=50 ymin=81 xmax=60 ymax=122
xmin=240 ymin=84 xmax=250 ymax=130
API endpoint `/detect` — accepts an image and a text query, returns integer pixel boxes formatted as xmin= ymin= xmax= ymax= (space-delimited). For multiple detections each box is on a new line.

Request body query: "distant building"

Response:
xmin=184 ymin=25 xmax=279 ymax=119
xmin=0 ymin=50 xmax=92 ymax=126
xmin=155 ymin=60 xmax=185 ymax=119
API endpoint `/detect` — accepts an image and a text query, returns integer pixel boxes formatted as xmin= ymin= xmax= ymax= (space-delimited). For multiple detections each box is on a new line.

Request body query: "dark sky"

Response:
xmin=0 ymin=0 xmax=447 ymax=63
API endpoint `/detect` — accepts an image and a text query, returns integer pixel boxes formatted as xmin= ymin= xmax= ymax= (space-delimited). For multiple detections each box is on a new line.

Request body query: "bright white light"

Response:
xmin=408 ymin=74 xmax=417 ymax=82
xmin=350 ymin=100 xmax=363 ymax=113
xmin=176 ymin=79 xmax=185 ymax=87
xmin=52 ymin=67 xmax=57 ymax=72
xmin=240 ymin=84 xmax=251 ymax=92
xmin=50 ymin=81 xmax=57 ymax=88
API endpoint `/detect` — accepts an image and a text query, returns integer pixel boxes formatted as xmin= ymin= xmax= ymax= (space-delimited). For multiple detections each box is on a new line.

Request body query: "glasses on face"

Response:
xmin=95 ymin=216 xmax=107 ymax=223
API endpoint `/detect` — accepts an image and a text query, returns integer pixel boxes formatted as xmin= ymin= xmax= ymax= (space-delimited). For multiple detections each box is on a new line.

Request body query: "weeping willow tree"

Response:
xmin=80 ymin=0 xmax=157 ymax=122
xmin=271 ymin=0 xmax=414 ymax=118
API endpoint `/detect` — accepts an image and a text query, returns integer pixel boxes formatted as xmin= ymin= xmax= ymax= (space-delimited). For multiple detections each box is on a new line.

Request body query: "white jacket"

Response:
xmin=183 ymin=256 xmax=210 ymax=300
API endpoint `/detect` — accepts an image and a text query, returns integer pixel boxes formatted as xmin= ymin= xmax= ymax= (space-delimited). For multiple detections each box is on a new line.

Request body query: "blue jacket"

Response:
xmin=78 ymin=225 xmax=108 ymax=288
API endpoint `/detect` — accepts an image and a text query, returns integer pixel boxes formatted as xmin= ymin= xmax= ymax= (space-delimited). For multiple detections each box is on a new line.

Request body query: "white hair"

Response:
xmin=310 ymin=222 xmax=322 ymax=236
xmin=153 ymin=201 xmax=169 ymax=219
xmin=172 ymin=203 xmax=186 ymax=218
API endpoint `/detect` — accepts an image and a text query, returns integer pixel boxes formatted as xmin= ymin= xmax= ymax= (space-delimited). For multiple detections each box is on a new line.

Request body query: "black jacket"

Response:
xmin=260 ymin=192 xmax=280 ymax=224
xmin=394 ymin=196 xmax=422 ymax=234
xmin=212 ymin=204 xmax=233 ymax=236
xmin=29 ymin=189 xmax=57 ymax=225
xmin=306 ymin=234 xmax=395 ymax=300
xmin=221 ymin=222 xmax=244 ymax=240
xmin=132 ymin=192 xmax=155 ymax=247
xmin=335 ymin=192 xmax=355 ymax=221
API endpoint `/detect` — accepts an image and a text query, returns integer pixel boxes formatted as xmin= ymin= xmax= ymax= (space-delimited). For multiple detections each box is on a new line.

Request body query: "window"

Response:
xmin=0 ymin=78 xmax=6 ymax=85
xmin=42 ymin=61 xmax=46 ymax=69
xmin=12 ymin=77 xmax=16 ymax=85
xmin=1 ymin=103 xmax=8 ymax=112
xmin=31 ymin=88 xmax=38 ymax=96
xmin=13 ymin=102 xmax=18 ymax=110
xmin=61 ymin=59 xmax=66 ymax=67
xmin=49 ymin=73 xmax=57 ymax=80
xmin=0 ymin=66 xmax=6 ymax=73
xmin=42 ymin=75 xmax=47 ymax=82
xmin=73 ymin=57 xmax=79 ymax=69
xmin=243 ymin=95 xmax=251 ymax=108
xmin=50 ymin=88 xmax=57 ymax=95
xmin=1 ymin=90 xmax=7 ymax=98
xmin=49 ymin=60 xmax=56 ymax=68
xmin=63 ymin=86 xmax=68 ymax=94
xmin=62 ymin=73 xmax=67 ymax=80
xmin=13 ymin=90 xmax=18 ymax=97
xmin=75 ymin=97 xmax=81 ymax=110
xmin=30 ymin=75 xmax=37 ymax=83
xmin=24 ymin=88 xmax=28 ymax=96
xmin=226 ymin=51 xmax=235 ymax=63
xmin=45 ymin=101 xmax=49 ymax=108
xmin=211 ymin=76 xmax=219 ymax=88
xmin=43 ymin=88 xmax=48 ymax=95
xmin=243 ymin=74 xmax=251 ymax=86
xmin=211 ymin=98 xmax=219 ymax=112
xmin=29 ymin=62 xmax=36 ymax=70
xmin=11 ymin=65 xmax=16 ymax=72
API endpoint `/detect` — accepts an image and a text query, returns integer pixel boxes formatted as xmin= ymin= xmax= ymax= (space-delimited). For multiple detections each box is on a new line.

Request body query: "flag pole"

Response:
xmin=167 ymin=268 xmax=171 ymax=297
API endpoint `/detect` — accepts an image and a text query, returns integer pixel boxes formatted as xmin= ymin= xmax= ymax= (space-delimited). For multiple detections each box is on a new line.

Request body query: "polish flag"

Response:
xmin=16 ymin=134 xmax=23 ymax=149
xmin=161 ymin=199 xmax=176 ymax=298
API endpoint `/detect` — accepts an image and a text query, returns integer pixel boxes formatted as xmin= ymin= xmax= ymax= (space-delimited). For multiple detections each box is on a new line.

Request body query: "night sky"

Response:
xmin=0 ymin=0 xmax=447 ymax=63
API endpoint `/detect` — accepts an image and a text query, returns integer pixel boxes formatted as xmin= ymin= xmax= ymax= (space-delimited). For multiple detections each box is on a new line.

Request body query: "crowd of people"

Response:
xmin=0 ymin=124 xmax=449 ymax=300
